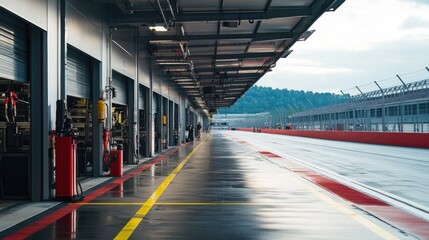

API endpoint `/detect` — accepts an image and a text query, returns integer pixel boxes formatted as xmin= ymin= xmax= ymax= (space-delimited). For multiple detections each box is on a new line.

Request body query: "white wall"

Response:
xmin=67 ymin=0 xmax=103 ymax=60
xmin=152 ymin=67 xmax=163 ymax=94
xmin=112 ymin=28 xmax=136 ymax=79
xmin=169 ymin=87 xmax=181 ymax=103
xmin=0 ymin=0 xmax=48 ymax=30
xmin=138 ymin=54 xmax=151 ymax=88
xmin=46 ymin=0 xmax=60 ymax=129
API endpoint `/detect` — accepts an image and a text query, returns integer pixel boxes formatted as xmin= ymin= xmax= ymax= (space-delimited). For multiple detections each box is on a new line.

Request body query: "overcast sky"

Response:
xmin=256 ymin=0 xmax=429 ymax=95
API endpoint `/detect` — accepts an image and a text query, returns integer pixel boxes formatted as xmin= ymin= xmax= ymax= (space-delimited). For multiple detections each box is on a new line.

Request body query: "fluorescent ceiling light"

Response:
xmin=149 ymin=26 xmax=168 ymax=32
xmin=177 ymin=82 xmax=195 ymax=85
xmin=180 ymin=25 xmax=185 ymax=36
xmin=157 ymin=62 xmax=189 ymax=65
xmin=174 ymin=79 xmax=193 ymax=82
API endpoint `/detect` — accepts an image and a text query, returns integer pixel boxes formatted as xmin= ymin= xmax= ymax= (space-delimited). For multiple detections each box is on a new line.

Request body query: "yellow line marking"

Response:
xmin=119 ymin=218 xmax=142 ymax=236
xmin=114 ymin=136 xmax=210 ymax=240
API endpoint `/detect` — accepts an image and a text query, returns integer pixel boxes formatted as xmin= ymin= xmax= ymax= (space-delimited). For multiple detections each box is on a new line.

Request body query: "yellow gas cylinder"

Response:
xmin=97 ymin=98 xmax=106 ymax=122
xmin=162 ymin=115 xmax=167 ymax=125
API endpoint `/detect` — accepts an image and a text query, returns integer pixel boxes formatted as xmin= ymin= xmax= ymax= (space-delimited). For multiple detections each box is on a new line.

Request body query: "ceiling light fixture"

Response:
xmin=298 ymin=30 xmax=315 ymax=41
xmin=149 ymin=25 xmax=168 ymax=32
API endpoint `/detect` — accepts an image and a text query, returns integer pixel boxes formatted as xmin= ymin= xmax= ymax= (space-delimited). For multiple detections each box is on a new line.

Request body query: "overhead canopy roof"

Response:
xmin=110 ymin=0 xmax=345 ymax=114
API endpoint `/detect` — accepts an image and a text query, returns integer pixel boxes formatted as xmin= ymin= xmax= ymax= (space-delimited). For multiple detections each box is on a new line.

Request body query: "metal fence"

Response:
xmin=213 ymin=68 xmax=429 ymax=133
xmin=288 ymin=68 xmax=429 ymax=132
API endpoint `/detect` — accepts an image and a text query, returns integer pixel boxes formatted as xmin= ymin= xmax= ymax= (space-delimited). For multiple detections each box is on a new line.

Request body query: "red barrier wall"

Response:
xmin=236 ymin=128 xmax=429 ymax=148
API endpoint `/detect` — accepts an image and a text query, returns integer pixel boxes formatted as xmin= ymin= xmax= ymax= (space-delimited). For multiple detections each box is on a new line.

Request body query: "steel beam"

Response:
xmin=194 ymin=66 xmax=267 ymax=72
xmin=154 ymin=42 xmax=251 ymax=49
xmin=143 ymin=31 xmax=295 ymax=41
xmin=113 ymin=7 xmax=311 ymax=25
xmin=154 ymin=52 xmax=279 ymax=60
xmin=196 ymin=73 xmax=261 ymax=80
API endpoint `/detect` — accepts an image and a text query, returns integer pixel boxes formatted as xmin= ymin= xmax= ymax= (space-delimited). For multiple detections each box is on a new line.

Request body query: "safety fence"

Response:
xmin=275 ymin=68 xmax=429 ymax=133
xmin=235 ymin=128 xmax=429 ymax=149
xmin=214 ymin=68 xmax=429 ymax=133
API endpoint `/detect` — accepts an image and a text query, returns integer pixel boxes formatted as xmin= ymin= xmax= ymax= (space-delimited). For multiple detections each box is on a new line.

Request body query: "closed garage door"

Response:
xmin=0 ymin=10 xmax=28 ymax=82
xmin=112 ymin=71 xmax=128 ymax=105
xmin=139 ymin=85 xmax=145 ymax=110
xmin=66 ymin=47 xmax=91 ymax=99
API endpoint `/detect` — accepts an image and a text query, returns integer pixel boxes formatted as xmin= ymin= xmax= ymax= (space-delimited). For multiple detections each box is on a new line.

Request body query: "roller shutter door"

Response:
xmin=138 ymin=86 xmax=145 ymax=110
xmin=112 ymin=72 xmax=128 ymax=105
xmin=0 ymin=10 xmax=28 ymax=82
xmin=66 ymin=48 xmax=91 ymax=99
xmin=152 ymin=95 xmax=158 ymax=114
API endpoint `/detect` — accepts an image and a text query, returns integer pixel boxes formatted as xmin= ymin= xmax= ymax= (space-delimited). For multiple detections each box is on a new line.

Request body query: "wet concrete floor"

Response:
xmin=1 ymin=133 xmax=415 ymax=239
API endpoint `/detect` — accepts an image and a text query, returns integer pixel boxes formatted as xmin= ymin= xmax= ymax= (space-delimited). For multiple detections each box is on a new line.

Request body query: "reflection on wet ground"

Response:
xmin=2 ymin=133 xmax=417 ymax=239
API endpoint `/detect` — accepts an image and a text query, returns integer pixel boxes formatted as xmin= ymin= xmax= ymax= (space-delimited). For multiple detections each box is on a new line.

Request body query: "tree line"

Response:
xmin=218 ymin=86 xmax=346 ymax=114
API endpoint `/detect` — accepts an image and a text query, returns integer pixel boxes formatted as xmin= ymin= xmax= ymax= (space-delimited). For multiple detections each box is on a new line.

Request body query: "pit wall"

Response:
xmin=235 ymin=128 xmax=429 ymax=149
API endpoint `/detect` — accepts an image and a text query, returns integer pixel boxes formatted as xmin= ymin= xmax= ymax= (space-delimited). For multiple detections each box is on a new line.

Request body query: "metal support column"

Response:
xmin=92 ymin=60 xmax=103 ymax=176
xmin=128 ymin=77 xmax=136 ymax=163
xmin=30 ymin=26 xmax=48 ymax=200
xmin=147 ymin=60 xmax=154 ymax=156
xmin=60 ymin=0 xmax=66 ymax=100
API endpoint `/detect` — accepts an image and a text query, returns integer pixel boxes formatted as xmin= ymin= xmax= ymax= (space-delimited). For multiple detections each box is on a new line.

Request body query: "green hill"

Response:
xmin=218 ymin=86 xmax=346 ymax=114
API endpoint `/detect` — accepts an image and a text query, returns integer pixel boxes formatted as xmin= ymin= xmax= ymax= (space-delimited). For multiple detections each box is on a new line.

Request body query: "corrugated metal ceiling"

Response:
xmin=110 ymin=0 xmax=345 ymax=115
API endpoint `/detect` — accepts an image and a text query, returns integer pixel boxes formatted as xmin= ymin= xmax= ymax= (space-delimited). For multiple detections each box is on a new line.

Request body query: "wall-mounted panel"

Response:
xmin=67 ymin=1 xmax=103 ymax=60
xmin=169 ymin=88 xmax=180 ymax=103
xmin=112 ymin=28 xmax=136 ymax=80
xmin=152 ymin=68 xmax=163 ymax=94
xmin=138 ymin=56 xmax=150 ymax=87
xmin=160 ymin=77 xmax=169 ymax=98
xmin=0 ymin=0 xmax=47 ymax=30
